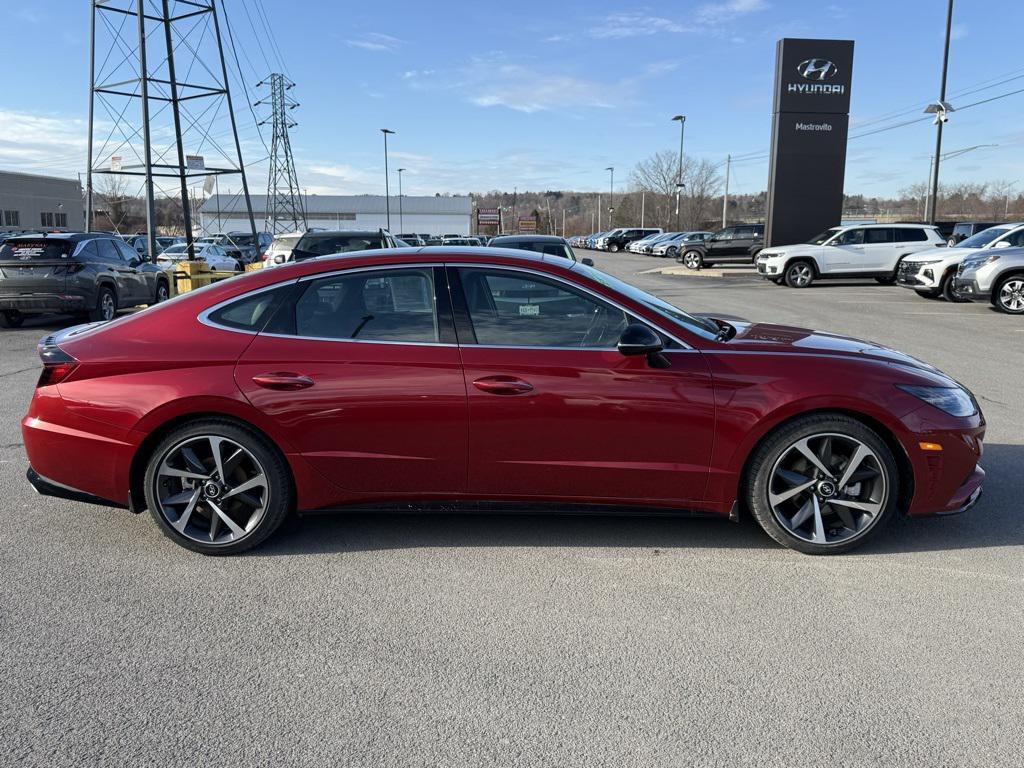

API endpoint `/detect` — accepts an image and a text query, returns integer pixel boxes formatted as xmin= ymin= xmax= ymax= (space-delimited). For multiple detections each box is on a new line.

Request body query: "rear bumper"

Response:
xmin=26 ymin=467 xmax=127 ymax=509
xmin=0 ymin=293 xmax=87 ymax=313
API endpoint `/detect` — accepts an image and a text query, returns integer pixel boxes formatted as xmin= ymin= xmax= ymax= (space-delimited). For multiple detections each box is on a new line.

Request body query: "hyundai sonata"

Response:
xmin=23 ymin=247 xmax=985 ymax=555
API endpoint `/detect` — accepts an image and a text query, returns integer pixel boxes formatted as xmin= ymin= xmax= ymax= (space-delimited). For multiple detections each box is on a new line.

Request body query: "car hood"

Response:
xmin=759 ymin=244 xmax=822 ymax=258
xmin=902 ymin=246 xmax=977 ymax=264
xmin=718 ymin=320 xmax=947 ymax=378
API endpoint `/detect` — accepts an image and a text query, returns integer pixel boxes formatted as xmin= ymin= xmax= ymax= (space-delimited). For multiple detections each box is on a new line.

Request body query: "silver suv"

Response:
xmin=953 ymin=246 xmax=1024 ymax=314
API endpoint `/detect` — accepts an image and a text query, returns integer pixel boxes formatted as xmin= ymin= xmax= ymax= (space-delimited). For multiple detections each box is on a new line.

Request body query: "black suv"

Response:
xmin=0 ymin=233 xmax=169 ymax=327
xmin=678 ymin=224 xmax=764 ymax=269
xmin=948 ymin=221 xmax=1004 ymax=247
xmin=603 ymin=227 xmax=662 ymax=253
xmin=287 ymin=230 xmax=399 ymax=263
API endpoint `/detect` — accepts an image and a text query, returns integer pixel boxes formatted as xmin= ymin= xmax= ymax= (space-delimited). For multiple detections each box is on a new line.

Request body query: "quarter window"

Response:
xmin=458 ymin=268 xmax=629 ymax=348
xmin=208 ymin=286 xmax=292 ymax=332
xmin=897 ymin=228 xmax=928 ymax=242
xmin=292 ymin=268 xmax=439 ymax=343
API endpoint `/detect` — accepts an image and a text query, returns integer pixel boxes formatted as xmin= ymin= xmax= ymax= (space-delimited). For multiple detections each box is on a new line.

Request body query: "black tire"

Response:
xmin=745 ymin=413 xmax=899 ymax=555
xmin=992 ymin=274 xmax=1024 ymax=314
xmin=667 ymin=246 xmax=678 ymax=260
xmin=783 ymin=260 xmax=814 ymax=288
xmin=143 ymin=419 xmax=294 ymax=555
xmin=940 ymin=271 xmax=968 ymax=303
xmin=0 ymin=310 xmax=25 ymax=328
xmin=682 ymin=250 xmax=704 ymax=270
xmin=609 ymin=243 xmax=620 ymax=253
xmin=915 ymin=289 xmax=941 ymax=299
xmin=89 ymin=286 xmax=117 ymax=322
xmin=150 ymin=279 xmax=169 ymax=306
xmin=947 ymin=237 xmax=957 ymax=247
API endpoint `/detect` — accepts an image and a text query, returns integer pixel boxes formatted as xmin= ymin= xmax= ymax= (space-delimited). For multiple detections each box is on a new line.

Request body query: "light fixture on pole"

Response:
xmin=672 ymin=115 xmax=686 ymax=230
xmin=380 ymin=128 xmax=395 ymax=230
xmin=605 ymin=166 xmax=614 ymax=229
xmin=397 ymin=167 xmax=406 ymax=235
xmin=924 ymin=0 xmax=955 ymax=225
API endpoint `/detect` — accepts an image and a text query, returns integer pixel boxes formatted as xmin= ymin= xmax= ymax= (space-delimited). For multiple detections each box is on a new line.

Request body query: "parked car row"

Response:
xmin=575 ymin=225 xmax=767 ymax=269
xmin=626 ymin=231 xmax=713 ymax=257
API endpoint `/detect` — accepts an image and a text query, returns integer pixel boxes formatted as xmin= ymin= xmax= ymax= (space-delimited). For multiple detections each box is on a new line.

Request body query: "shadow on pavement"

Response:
xmin=253 ymin=443 xmax=1024 ymax=558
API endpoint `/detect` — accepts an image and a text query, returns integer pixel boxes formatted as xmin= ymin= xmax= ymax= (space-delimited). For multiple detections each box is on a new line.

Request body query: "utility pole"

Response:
xmin=561 ymin=208 xmax=566 ymax=237
xmin=641 ymin=190 xmax=645 ymax=228
xmin=605 ymin=167 xmax=614 ymax=229
xmin=512 ymin=187 xmax=517 ymax=232
xmin=597 ymin=193 xmax=602 ymax=231
xmin=722 ymin=154 xmax=731 ymax=228
xmin=256 ymin=73 xmax=305 ymax=234
xmin=925 ymin=0 xmax=955 ymax=224
xmin=381 ymin=129 xmax=395 ymax=230
xmin=87 ymin=0 xmax=257 ymax=259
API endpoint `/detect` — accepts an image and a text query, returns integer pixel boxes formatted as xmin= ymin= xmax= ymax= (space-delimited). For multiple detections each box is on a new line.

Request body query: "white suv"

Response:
xmin=897 ymin=223 xmax=1023 ymax=301
xmin=756 ymin=224 xmax=944 ymax=288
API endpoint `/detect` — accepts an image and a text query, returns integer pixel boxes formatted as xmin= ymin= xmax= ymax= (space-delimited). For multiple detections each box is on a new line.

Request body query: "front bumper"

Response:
xmin=896 ymin=262 xmax=939 ymax=289
xmin=756 ymin=261 xmax=781 ymax=276
xmin=0 ymin=293 xmax=87 ymax=313
xmin=952 ymin=277 xmax=989 ymax=301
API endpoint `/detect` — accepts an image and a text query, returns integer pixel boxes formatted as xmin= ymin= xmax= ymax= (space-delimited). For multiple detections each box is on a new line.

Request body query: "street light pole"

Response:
xmin=605 ymin=167 xmax=614 ymax=229
xmin=381 ymin=128 xmax=395 ymax=230
xmin=721 ymin=154 xmax=731 ymax=228
xmin=397 ymin=168 xmax=405 ymax=235
xmin=926 ymin=0 xmax=955 ymax=224
xmin=672 ymin=115 xmax=686 ymax=231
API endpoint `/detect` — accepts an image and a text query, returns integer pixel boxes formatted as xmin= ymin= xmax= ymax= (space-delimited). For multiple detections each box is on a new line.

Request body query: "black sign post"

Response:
xmin=765 ymin=38 xmax=855 ymax=248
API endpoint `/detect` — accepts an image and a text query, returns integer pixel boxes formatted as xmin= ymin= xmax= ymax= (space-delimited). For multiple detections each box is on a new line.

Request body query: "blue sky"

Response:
xmin=3 ymin=0 xmax=1023 ymax=199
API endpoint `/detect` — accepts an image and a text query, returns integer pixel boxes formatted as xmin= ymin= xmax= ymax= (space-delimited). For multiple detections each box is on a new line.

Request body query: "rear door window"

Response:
xmin=0 ymin=240 xmax=73 ymax=261
xmin=897 ymin=228 xmax=928 ymax=242
xmin=864 ymin=228 xmax=893 ymax=244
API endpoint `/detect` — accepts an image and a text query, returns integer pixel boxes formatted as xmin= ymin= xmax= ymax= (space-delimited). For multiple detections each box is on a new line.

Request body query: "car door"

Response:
xmin=724 ymin=226 xmax=757 ymax=261
xmin=234 ymin=265 xmax=468 ymax=499
xmin=859 ymin=228 xmax=895 ymax=271
xmin=822 ymin=228 xmax=865 ymax=273
xmin=706 ymin=228 xmax=735 ymax=259
xmin=97 ymin=238 xmax=145 ymax=306
xmin=451 ymin=265 xmax=715 ymax=504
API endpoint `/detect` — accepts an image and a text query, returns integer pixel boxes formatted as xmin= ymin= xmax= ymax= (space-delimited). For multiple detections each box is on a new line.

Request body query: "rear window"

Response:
xmin=0 ymin=240 xmax=73 ymax=261
xmin=296 ymin=234 xmax=385 ymax=256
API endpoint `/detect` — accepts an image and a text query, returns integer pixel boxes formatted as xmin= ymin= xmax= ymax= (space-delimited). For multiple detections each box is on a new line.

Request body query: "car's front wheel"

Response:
xmin=940 ymin=271 xmax=968 ymax=303
xmin=682 ymin=251 xmax=703 ymax=270
xmin=784 ymin=260 xmax=814 ymax=288
xmin=993 ymin=275 xmax=1024 ymax=314
xmin=143 ymin=419 xmax=294 ymax=555
xmin=746 ymin=414 xmax=898 ymax=554
xmin=667 ymin=246 xmax=678 ymax=260
xmin=609 ymin=243 xmax=620 ymax=253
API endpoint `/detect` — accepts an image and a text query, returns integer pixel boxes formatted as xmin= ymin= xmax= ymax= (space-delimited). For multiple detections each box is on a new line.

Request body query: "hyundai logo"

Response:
xmin=797 ymin=58 xmax=839 ymax=81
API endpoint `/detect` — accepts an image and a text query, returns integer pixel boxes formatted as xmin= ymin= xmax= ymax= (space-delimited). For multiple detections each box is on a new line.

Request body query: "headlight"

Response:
xmin=896 ymin=384 xmax=977 ymax=417
xmin=964 ymin=254 xmax=1001 ymax=270
xmin=911 ymin=259 xmax=941 ymax=267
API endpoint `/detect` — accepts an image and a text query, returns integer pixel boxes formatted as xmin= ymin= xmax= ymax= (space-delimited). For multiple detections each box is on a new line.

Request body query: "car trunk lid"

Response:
xmin=0 ymin=239 xmax=74 ymax=294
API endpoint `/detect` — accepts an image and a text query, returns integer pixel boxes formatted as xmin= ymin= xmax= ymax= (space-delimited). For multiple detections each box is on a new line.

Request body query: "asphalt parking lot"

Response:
xmin=2 ymin=250 xmax=1022 ymax=766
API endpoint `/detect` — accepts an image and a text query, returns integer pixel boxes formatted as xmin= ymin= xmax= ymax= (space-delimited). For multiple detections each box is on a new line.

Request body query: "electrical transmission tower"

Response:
xmin=256 ymin=74 xmax=306 ymax=234
xmin=87 ymin=0 xmax=258 ymax=260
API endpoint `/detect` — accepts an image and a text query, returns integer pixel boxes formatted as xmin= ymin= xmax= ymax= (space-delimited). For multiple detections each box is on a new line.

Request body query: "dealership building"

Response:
xmin=0 ymin=170 xmax=84 ymax=233
xmin=199 ymin=193 xmax=472 ymax=236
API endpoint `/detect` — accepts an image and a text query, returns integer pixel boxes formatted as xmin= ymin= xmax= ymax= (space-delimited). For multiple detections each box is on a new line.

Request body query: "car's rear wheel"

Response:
xmin=143 ymin=420 xmax=293 ymax=555
xmin=0 ymin=310 xmax=25 ymax=328
xmin=682 ymin=251 xmax=703 ymax=270
xmin=993 ymin=275 xmax=1024 ymax=314
xmin=89 ymin=286 xmax=117 ymax=322
xmin=784 ymin=260 xmax=814 ymax=288
xmin=746 ymin=414 xmax=898 ymax=554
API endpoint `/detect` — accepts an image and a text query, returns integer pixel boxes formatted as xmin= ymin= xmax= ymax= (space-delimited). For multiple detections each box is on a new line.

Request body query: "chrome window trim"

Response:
xmin=447 ymin=262 xmax=694 ymax=350
xmin=197 ymin=260 xmax=696 ymax=352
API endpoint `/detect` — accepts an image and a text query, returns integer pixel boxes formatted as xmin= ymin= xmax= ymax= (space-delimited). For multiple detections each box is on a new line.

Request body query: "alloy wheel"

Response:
xmin=153 ymin=435 xmax=269 ymax=545
xmin=767 ymin=432 xmax=888 ymax=546
xmin=998 ymin=278 xmax=1024 ymax=312
xmin=787 ymin=263 xmax=813 ymax=287
xmin=156 ymin=283 xmax=169 ymax=303
xmin=101 ymin=292 xmax=116 ymax=321
xmin=683 ymin=252 xmax=702 ymax=269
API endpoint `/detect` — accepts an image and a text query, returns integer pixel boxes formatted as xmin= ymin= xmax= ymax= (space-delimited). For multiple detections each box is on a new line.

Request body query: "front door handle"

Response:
xmin=252 ymin=372 xmax=315 ymax=390
xmin=472 ymin=375 xmax=534 ymax=395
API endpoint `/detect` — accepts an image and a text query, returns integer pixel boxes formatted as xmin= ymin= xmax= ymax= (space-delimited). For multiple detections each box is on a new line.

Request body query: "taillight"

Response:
xmin=37 ymin=342 xmax=78 ymax=387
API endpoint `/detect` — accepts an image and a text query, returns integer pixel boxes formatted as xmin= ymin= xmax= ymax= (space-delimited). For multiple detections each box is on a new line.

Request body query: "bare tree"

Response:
xmin=631 ymin=150 xmax=722 ymax=229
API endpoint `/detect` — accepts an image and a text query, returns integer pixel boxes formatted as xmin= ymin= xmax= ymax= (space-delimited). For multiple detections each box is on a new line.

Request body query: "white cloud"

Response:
xmin=695 ymin=0 xmax=768 ymax=24
xmin=0 ymin=109 xmax=88 ymax=177
xmin=950 ymin=24 xmax=968 ymax=41
xmin=346 ymin=33 xmax=402 ymax=52
xmin=589 ymin=13 xmax=689 ymax=39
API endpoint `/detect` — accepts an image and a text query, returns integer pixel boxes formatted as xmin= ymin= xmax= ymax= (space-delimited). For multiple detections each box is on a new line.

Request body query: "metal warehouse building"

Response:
xmin=0 ymin=170 xmax=84 ymax=233
xmin=199 ymin=194 xmax=472 ymax=237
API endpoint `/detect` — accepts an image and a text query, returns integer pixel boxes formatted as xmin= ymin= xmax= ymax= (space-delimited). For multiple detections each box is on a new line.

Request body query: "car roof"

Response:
xmin=489 ymin=235 xmax=566 ymax=244
xmin=1 ymin=232 xmax=117 ymax=243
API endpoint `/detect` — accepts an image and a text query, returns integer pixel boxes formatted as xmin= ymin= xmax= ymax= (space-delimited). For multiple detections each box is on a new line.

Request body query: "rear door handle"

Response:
xmin=252 ymin=372 xmax=315 ymax=390
xmin=472 ymin=375 xmax=534 ymax=395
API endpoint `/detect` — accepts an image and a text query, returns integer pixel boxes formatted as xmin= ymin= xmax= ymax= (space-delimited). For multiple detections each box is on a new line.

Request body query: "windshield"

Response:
xmin=956 ymin=226 xmax=1012 ymax=249
xmin=573 ymin=262 xmax=719 ymax=340
xmin=806 ymin=228 xmax=842 ymax=245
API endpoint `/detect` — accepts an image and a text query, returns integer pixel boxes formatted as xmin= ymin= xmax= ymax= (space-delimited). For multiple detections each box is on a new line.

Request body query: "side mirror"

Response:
xmin=994 ymin=240 xmax=1011 ymax=249
xmin=617 ymin=323 xmax=669 ymax=368
xmin=581 ymin=257 xmax=595 ymax=267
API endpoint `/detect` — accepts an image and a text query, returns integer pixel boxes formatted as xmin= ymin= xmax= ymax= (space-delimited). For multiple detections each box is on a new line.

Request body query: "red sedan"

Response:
xmin=22 ymin=247 xmax=985 ymax=555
